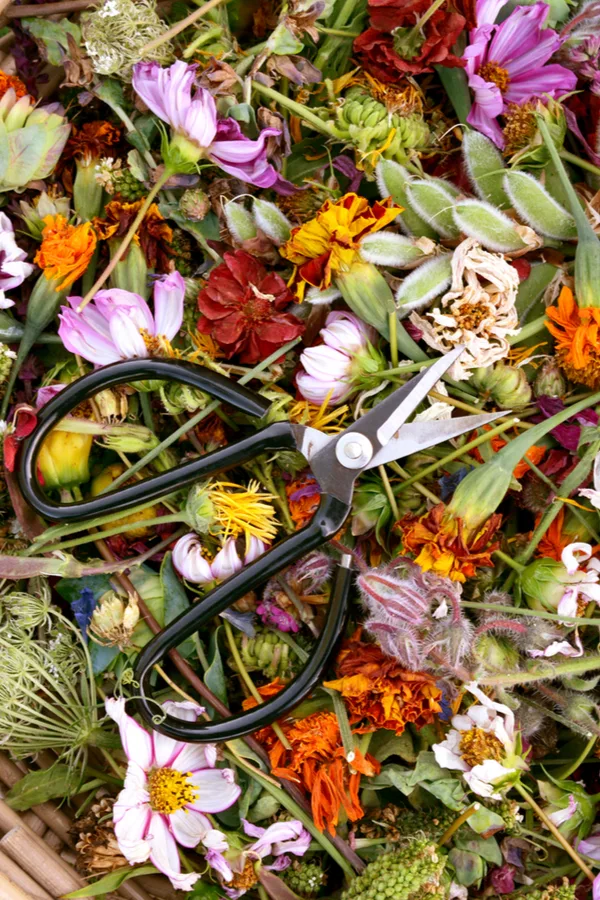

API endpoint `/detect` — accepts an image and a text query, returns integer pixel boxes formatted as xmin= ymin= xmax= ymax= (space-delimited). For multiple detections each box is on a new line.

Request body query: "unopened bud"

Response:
xmin=534 ymin=358 xmax=567 ymax=399
xmin=520 ymin=558 xmax=574 ymax=612
xmin=504 ymin=171 xmax=576 ymax=241
xmin=185 ymin=482 xmax=216 ymax=534
xmin=470 ymin=363 xmax=532 ymax=409
xmin=37 ymin=429 xmax=93 ymax=489
xmin=160 ymin=381 xmax=207 ymax=415
xmin=474 ymin=634 xmax=520 ymax=674
xmin=252 ymin=198 xmax=291 ymax=245
xmin=453 ymin=200 xmax=532 ymax=254
xmin=406 ymin=179 xmax=460 ymax=239
xmin=225 ymin=200 xmax=257 ymax=242
xmin=462 ymin=129 xmax=509 ymax=208
xmin=358 ymin=567 xmax=430 ymax=625
xmin=89 ymin=590 xmax=140 ymax=650
xmin=360 ymin=233 xmax=437 ymax=268
xmin=179 ymin=188 xmax=211 ymax=221
xmin=375 ymin=159 xmax=436 ymax=238
xmin=90 ymin=463 xmax=159 ymax=538
xmin=101 ymin=423 xmax=159 ymax=453
xmin=94 ymin=387 xmax=129 ymax=420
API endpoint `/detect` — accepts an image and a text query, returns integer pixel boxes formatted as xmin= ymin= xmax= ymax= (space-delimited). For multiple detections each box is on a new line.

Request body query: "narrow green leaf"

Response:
xmin=160 ymin=552 xmax=195 ymax=659
xmin=65 ymin=865 xmax=158 ymax=897
xmin=6 ymin=765 xmax=83 ymax=810
xmin=205 ymin=625 xmax=227 ymax=705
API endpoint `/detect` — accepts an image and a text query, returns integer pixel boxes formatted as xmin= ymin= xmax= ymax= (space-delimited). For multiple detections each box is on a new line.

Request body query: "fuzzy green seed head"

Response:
xmin=113 ymin=168 xmax=147 ymax=202
xmin=283 ymin=861 xmax=327 ymax=897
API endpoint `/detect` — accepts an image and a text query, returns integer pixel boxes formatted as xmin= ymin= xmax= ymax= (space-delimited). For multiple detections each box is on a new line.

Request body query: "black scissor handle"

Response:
xmin=135 ymin=493 xmax=351 ymax=742
xmin=18 ymin=358 xmax=294 ymax=522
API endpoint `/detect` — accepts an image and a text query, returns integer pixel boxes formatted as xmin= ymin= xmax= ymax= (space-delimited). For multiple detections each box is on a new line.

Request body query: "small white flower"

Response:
xmin=433 ymin=683 xmax=525 ymax=800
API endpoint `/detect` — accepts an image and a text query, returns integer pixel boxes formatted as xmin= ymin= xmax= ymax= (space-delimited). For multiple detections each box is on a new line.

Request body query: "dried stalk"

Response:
xmin=0 ymin=850 xmax=52 ymax=900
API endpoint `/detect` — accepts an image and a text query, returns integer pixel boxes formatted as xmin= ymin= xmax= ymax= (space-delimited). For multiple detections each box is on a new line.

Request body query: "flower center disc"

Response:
xmin=477 ymin=61 xmax=510 ymax=93
xmin=231 ymin=859 xmax=259 ymax=891
xmin=148 ymin=767 xmax=198 ymax=814
xmin=459 ymin=727 xmax=504 ymax=767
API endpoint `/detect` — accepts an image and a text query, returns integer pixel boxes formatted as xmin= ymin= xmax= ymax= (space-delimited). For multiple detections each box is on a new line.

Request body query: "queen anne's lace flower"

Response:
xmin=409 ymin=238 xmax=520 ymax=380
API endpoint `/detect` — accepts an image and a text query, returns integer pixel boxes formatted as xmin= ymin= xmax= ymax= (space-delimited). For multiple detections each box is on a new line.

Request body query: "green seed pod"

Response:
xmin=252 ymin=198 xmax=292 ymax=244
xmin=375 ymin=159 xmax=436 ymax=238
xmin=283 ymin=861 xmax=327 ymax=898
xmin=395 ymin=254 xmax=452 ymax=317
xmin=520 ymin=558 xmax=578 ymax=613
xmin=234 ymin=629 xmax=294 ymax=681
xmin=534 ymin=358 xmax=567 ymax=399
xmin=179 ymin=188 xmax=211 ymax=221
xmin=470 ymin=363 xmax=532 ymax=410
xmin=406 ymin=179 xmax=460 ymax=239
xmin=113 ymin=167 xmax=147 ymax=202
xmin=342 ymin=840 xmax=447 ymax=900
xmin=360 ymin=232 xmax=437 ymax=268
xmin=453 ymin=199 xmax=532 ymax=253
xmin=504 ymin=171 xmax=576 ymax=240
xmin=462 ymin=128 xmax=509 ymax=208
xmin=224 ymin=200 xmax=257 ymax=242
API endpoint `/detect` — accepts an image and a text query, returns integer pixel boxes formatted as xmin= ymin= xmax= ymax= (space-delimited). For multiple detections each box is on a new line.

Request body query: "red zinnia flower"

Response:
xmin=197 ymin=250 xmax=304 ymax=363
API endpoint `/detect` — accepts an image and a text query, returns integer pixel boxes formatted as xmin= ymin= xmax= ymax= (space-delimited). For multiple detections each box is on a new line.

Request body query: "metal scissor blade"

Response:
xmin=367 ymin=410 xmax=508 ymax=469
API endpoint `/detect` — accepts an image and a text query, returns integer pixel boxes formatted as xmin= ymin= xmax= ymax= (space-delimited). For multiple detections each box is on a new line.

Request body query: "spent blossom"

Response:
xmin=433 ymin=682 xmax=527 ymax=799
xmin=206 ymin=818 xmax=311 ymax=898
xmin=409 ymin=238 xmax=520 ymax=380
xmin=172 ymin=533 xmax=266 ymax=585
xmin=132 ymin=61 xmax=282 ymax=188
xmin=58 ymin=271 xmax=184 ymax=365
xmin=296 ymin=310 xmax=382 ymax=405
xmin=106 ymin=697 xmax=240 ymax=890
xmin=0 ymin=211 xmax=34 ymax=308
xmin=463 ymin=0 xmax=577 ymax=147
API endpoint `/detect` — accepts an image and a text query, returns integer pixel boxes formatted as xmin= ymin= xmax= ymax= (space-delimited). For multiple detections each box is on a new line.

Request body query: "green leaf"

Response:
xmin=247 ymin=792 xmax=281 ymax=822
xmin=422 ymin=778 xmax=465 ymax=811
xmin=285 ymin=138 xmax=328 ymax=184
xmin=238 ymin=775 xmax=263 ymax=820
xmin=515 ymin=261 xmax=558 ymax=319
xmin=205 ymin=625 xmax=227 ymax=705
xmin=435 ymin=65 xmax=471 ymax=124
xmin=369 ymin=728 xmax=416 ymax=763
xmin=23 ymin=17 xmax=80 ymax=66
xmin=454 ymin=833 xmax=502 ymax=865
xmin=6 ymin=765 xmax=83 ymax=810
xmin=187 ymin=881 xmax=226 ymax=899
xmin=65 ymin=865 xmax=158 ymax=897
xmin=467 ymin=805 xmax=506 ymax=837
xmin=93 ymin=79 xmax=127 ymax=117
xmin=448 ymin=849 xmax=486 ymax=887
xmin=462 ymin=129 xmax=508 ymax=208
xmin=160 ymin=552 xmax=195 ymax=659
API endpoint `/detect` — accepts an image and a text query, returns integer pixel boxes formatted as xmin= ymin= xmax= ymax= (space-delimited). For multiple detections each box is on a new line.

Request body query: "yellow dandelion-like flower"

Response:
xmin=207 ymin=480 xmax=279 ymax=546
xmin=288 ymin=393 xmax=350 ymax=434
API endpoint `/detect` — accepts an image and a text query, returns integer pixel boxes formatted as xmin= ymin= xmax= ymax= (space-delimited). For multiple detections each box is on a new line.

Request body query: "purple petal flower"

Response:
xmin=256 ymin=599 xmax=300 ymax=632
xmin=463 ymin=1 xmax=577 ymax=147
xmin=132 ymin=61 xmax=282 ymax=188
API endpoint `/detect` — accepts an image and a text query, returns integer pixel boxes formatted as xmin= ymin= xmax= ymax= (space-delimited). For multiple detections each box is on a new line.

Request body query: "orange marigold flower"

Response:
xmin=93 ymin=200 xmax=173 ymax=272
xmin=546 ymin=286 xmax=600 ymax=388
xmin=0 ymin=71 xmax=28 ymax=101
xmin=397 ymin=501 xmax=501 ymax=583
xmin=279 ymin=193 xmax=400 ymax=299
xmin=534 ymin=507 xmax=595 ymax=561
xmin=324 ymin=630 xmax=441 ymax=735
xmin=35 ymin=215 xmax=97 ymax=292
xmin=63 ymin=121 xmax=121 ymax=165
xmin=471 ymin=432 xmax=546 ymax=479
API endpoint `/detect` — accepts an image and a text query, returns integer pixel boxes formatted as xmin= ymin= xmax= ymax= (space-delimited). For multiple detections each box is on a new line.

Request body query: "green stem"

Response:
xmin=317 ymin=25 xmax=361 ymax=35
xmin=438 ymin=803 xmax=479 ymax=846
xmin=515 ymin=440 xmax=600 ymax=565
xmin=461 ymin=600 xmax=600 ymax=627
xmin=388 ymin=311 xmax=398 ymax=369
xmin=523 ymin=456 xmax=600 ymax=545
xmin=325 ymin=687 xmax=356 ymax=759
xmin=105 ymin=336 xmax=302 ymax=494
xmin=139 ymin=391 xmax=155 ymax=433
xmin=230 ymin=755 xmax=356 ymax=878
xmin=560 ymin=150 xmax=600 ymax=178
xmin=394 ymin=418 xmax=518 ymax=494
xmin=252 ymin=82 xmax=343 ymax=140
xmin=493 ymin=548 xmax=525 ymax=573
xmin=372 ymin=357 xmax=442 ymax=377
xmin=481 ymin=655 xmax=600 ymax=687
xmin=38 ymin=512 xmax=185 ymax=552
xmin=555 ymin=735 xmax=597 ymax=780
xmin=513 ymin=782 xmax=595 ymax=882
xmin=509 ymin=314 xmax=548 ymax=345
xmin=379 ymin=464 xmax=399 ymax=521
xmin=77 ymin=168 xmax=172 ymax=310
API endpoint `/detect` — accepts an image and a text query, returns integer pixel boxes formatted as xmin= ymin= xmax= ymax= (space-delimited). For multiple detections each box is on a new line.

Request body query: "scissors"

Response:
xmin=19 ymin=347 xmax=502 ymax=742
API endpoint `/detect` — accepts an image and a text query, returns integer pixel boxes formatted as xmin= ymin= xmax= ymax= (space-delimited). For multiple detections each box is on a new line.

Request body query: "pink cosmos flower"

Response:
xmin=0 ymin=211 xmax=34 ymax=309
xmin=296 ymin=310 xmax=378 ymax=405
xmin=172 ymin=533 xmax=266 ymax=585
xmin=58 ymin=271 xmax=184 ymax=366
xmin=132 ymin=61 xmax=281 ymax=188
xmin=557 ymin=542 xmax=600 ymax=620
xmin=463 ymin=0 xmax=577 ymax=146
xmin=206 ymin=818 xmax=311 ymax=898
xmin=106 ymin=697 xmax=241 ymax=891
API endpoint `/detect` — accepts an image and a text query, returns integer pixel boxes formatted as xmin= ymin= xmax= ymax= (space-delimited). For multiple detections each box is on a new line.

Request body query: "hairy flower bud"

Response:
xmin=179 ymin=188 xmax=211 ymax=221
xmin=358 ymin=568 xmax=431 ymax=625
xmin=473 ymin=634 xmax=520 ymax=674
xmin=470 ymin=362 xmax=532 ymax=410
xmin=89 ymin=590 xmax=140 ymax=649
xmin=365 ymin=617 xmax=424 ymax=671
xmin=534 ymin=358 xmax=567 ymax=399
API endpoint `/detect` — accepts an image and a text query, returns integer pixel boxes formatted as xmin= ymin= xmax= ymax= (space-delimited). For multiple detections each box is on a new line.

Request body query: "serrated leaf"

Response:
xmin=462 ymin=130 xmax=508 ymax=207
xmin=504 ymin=171 xmax=576 ymax=240
xmin=453 ymin=199 xmax=529 ymax=252
xmin=360 ymin=232 xmax=433 ymax=268
xmin=406 ymin=180 xmax=460 ymax=238
xmin=65 ymin=865 xmax=158 ymax=898
xmin=6 ymin=765 xmax=83 ymax=810
xmin=375 ymin=159 xmax=437 ymax=238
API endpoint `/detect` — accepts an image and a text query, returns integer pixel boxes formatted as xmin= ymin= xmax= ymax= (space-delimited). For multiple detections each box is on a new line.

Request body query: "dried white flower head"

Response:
xmin=409 ymin=238 xmax=520 ymax=380
xmin=95 ymin=157 xmax=122 ymax=193
xmin=81 ymin=0 xmax=174 ymax=80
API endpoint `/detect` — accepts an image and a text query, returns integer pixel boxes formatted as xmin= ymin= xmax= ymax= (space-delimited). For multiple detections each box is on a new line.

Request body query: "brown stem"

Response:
xmin=5 ymin=0 xmax=89 ymax=15
xmin=438 ymin=803 xmax=480 ymax=846
xmin=94 ymin=535 xmax=365 ymax=873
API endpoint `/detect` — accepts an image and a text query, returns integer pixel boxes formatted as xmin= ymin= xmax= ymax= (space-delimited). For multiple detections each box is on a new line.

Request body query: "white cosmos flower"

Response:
xmin=106 ymin=698 xmax=241 ymax=890
xmin=0 ymin=211 xmax=34 ymax=308
xmin=433 ymin=683 xmax=525 ymax=800
xmin=557 ymin=542 xmax=600 ymax=621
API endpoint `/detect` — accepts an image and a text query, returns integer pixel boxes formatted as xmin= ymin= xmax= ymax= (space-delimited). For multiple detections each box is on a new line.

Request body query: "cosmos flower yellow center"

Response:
xmin=478 ymin=61 xmax=510 ymax=93
xmin=459 ymin=728 xmax=504 ymax=768
xmin=231 ymin=859 xmax=259 ymax=891
xmin=148 ymin=767 xmax=198 ymax=814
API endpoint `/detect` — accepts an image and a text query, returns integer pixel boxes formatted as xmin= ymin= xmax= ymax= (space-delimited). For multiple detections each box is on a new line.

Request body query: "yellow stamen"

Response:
xmin=459 ymin=728 xmax=504 ymax=767
xmin=147 ymin=767 xmax=198 ymax=814
xmin=477 ymin=61 xmax=510 ymax=93
xmin=288 ymin=392 xmax=350 ymax=433
xmin=208 ymin=480 xmax=279 ymax=544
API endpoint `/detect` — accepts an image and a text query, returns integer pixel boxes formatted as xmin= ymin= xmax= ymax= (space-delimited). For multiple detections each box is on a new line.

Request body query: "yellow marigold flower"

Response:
xmin=279 ymin=193 xmax=400 ymax=299
xmin=35 ymin=215 xmax=97 ymax=292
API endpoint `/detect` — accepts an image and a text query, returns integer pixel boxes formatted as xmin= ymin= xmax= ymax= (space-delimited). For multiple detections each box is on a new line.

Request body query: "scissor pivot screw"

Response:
xmin=336 ymin=433 xmax=373 ymax=469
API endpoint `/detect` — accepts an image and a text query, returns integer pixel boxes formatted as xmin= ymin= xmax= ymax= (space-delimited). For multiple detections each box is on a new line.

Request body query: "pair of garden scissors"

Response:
xmin=19 ymin=348 xmax=502 ymax=743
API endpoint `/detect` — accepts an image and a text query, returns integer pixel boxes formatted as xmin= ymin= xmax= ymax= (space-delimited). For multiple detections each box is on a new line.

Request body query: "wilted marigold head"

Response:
xmin=0 ymin=71 xmax=28 ymax=101
xmin=93 ymin=199 xmax=173 ymax=271
xmin=546 ymin=286 xmax=600 ymax=389
xmin=397 ymin=502 xmax=501 ymax=583
xmin=34 ymin=215 xmax=97 ymax=292
xmin=63 ymin=121 xmax=122 ymax=166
